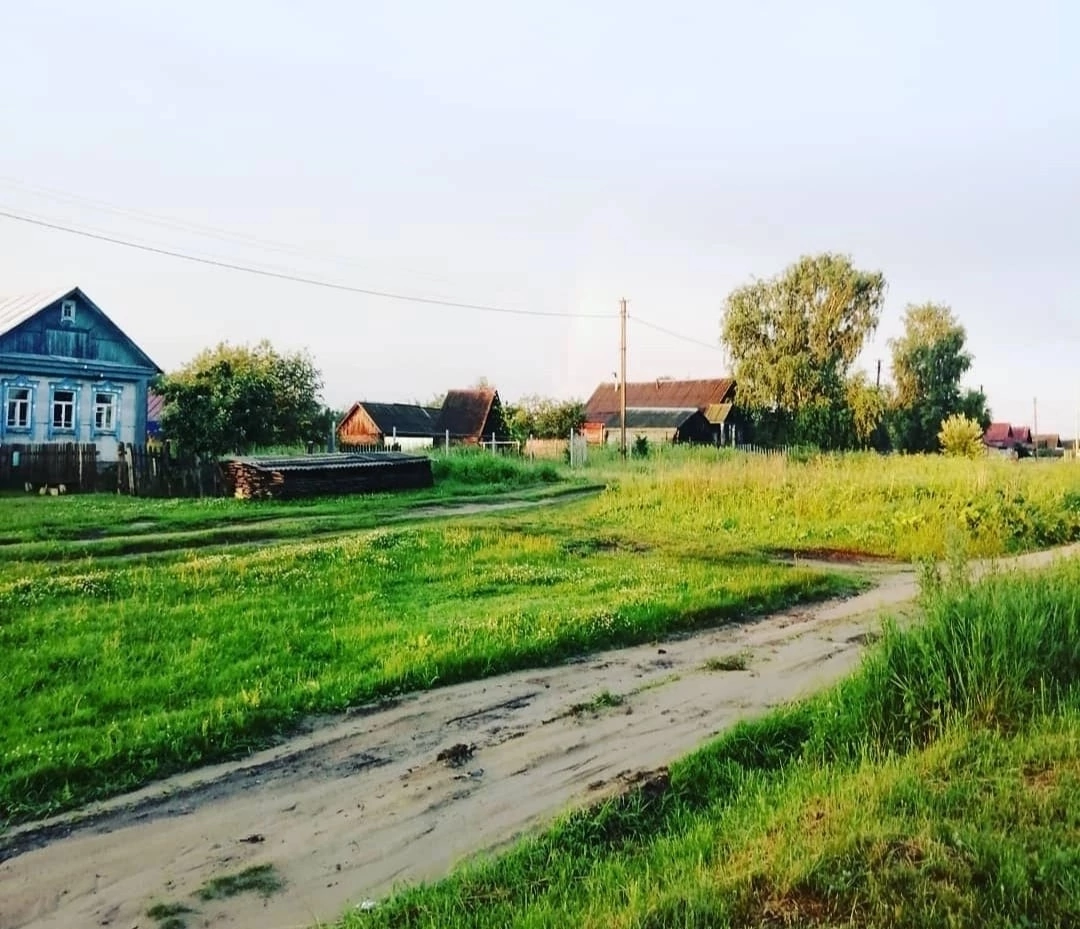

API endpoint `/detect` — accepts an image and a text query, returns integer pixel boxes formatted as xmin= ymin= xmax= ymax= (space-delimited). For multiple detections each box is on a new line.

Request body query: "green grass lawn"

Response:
xmin=0 ymin=453 xmax=573 ymax=561
xmin=4 ymin=451 xmax=1080 ymax=827
xmin=347 ymin=557 xmax=1080 ymax=929
xmin=0 ymin=522 xmax=852 ymax=823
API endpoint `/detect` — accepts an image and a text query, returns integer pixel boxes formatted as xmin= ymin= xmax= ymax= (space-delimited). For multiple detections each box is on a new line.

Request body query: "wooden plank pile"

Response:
xmin=224 ymin=453 xmax=434 ymax=500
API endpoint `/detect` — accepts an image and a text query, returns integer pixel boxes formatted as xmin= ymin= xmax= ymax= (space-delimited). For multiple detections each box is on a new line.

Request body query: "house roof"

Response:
xmin=437 ymin=388 xmax=500 ymax=440
xmin=344 ymin=402 xmax=440 ymax=437
xmin=0 ymin=286 xmax=85 ymax=338
xmin=229 ymin=452 xmax=427 ymax=473
xmin=984 ymin=422 xmax=1014 ymax=444
xmin=1035 ymin=433 xmax=1062 ymax=448
xmin=584 ymin=378 xmax=735 ymax=420
xmin=601 ymin=407 xmax=699 ymax=429
xmin=0 ymin=285 xmax=162 ymax=373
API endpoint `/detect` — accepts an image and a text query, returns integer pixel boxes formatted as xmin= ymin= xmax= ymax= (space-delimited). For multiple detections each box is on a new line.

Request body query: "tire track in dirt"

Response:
xmin=3 ymin=545 xmax=1077 ymax=929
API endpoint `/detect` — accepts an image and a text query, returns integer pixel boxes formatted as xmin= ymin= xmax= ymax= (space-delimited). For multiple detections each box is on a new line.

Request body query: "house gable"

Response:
xmin=437 ymin=388 xmax=509 ymax=442
xmin=0 ymin=287 xmax=161 ymax=376
xmin=337 ymin=402 xmax=440 ymax=444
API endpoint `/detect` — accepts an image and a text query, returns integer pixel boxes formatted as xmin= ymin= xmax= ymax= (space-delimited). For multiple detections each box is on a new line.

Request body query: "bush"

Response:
xmin=632 ymin=435 xmax=650 ymax=458
xmin=430 ymin=453 xmax=561 ymax=488
xmin=938 ymin=414 xmax=985 ymax=458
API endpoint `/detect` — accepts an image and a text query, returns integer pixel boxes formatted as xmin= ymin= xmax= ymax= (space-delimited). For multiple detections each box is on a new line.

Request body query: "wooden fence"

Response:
xmin=116 ymin=443 xmax=225 ymax=497
xmin=0 ymin=442 xmax=223 ymax=496
xmin=735 ymin=444 xmax=792 ymax=458
xmin=0 ymin=443 xmax=98 ymax=490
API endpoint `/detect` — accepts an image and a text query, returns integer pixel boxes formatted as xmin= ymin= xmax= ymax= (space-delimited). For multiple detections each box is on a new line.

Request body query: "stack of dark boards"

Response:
xmin=224 ymin=453 xmax=434 ymax=500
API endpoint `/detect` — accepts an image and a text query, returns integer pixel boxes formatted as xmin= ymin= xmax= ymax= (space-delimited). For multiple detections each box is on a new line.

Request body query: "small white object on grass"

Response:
xmin=356 ymin=899 xmax=378 ymax=911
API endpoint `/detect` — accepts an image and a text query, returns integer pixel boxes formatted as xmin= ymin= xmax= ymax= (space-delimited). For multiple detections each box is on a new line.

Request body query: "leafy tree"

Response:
xmin=845 ymin=373 xmax=890 ymax=449
xmin=504 ymin=396 xmax=585 ymax=441
xmin=939 ymin=414 xmax=986 ymax=458
xmin=888 ymin=304 xmax=985 ymax=452
xmin=958 ymin=387 xmax=992 ymax=431
xmin=155 ymin=341 xmax=325 ymax=457
xmin=721 ymin=254 xmax=886 ymax=448
xmin=721 ymin=253 xmax=886 ymax=421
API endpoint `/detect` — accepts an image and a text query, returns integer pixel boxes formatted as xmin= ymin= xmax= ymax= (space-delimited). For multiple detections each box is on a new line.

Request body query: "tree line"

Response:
xmin=154 ymin=252 xmax=987 ymax=458
xmin=721 ymin=252 xmax=989 ymax=452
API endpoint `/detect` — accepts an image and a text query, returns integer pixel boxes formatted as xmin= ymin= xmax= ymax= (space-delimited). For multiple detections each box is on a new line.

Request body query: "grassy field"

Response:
xmin=3 ymin=452 xmax=1080 ymax=826
xmin=346 ymin=558 xmax=1080 ymax=929
xmin=0 ymin=514 xmax=850 ymax=822
xmin=575 ymin=450 xmax=1080 ymax=560
xmin=0 ymin=454 xmax=571 ymax=562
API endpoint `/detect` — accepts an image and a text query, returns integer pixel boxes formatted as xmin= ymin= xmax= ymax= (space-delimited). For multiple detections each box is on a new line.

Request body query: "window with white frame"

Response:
xmin=52 ymin=389 xmax=76 ymax=431
xmin=5 ymin=387 xmax=31 ymax=430
xmin=94 ymin=391 xmax=117 ymax=433
xmin=61 ymin=299 xmax=76 ymax=322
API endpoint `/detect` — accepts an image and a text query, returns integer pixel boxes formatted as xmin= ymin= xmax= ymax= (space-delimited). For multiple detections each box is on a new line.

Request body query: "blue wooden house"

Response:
xmin=0 ymin=286 xmax=162 ymax=461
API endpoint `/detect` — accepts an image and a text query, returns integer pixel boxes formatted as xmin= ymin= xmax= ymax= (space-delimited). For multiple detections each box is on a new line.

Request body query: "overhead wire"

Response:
xmin=629 ymin=314 xmax=724 ymax=352
xmin=0 ymin=176 xmax=472 ymax=287
xmin=0 ymin=192 xmax=726 ymax=348
xmin=0 ymin=207 xmax=614 ymax=320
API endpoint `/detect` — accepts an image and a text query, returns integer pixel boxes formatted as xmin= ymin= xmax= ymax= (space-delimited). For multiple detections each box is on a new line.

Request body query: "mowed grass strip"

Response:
xmin=346 ymin=558 xmax=1080 ymax=929
xmin=0 ymin=454 xmax=569 ymax=555
xmin=0 ymin=522 xmax=852 ymax=823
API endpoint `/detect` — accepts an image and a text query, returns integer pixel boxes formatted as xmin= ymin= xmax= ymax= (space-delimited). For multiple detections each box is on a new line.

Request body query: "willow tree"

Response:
xmin=721 ymin=253 xmax=887 ymax=447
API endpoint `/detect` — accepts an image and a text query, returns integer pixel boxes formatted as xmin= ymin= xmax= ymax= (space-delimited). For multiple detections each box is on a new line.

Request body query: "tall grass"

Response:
xmin=818 ymin=558 xmax=1080 ymax=754
xmin=579 ymin=452 xmax=1080 ymax=559
xmin=430 ymin=453 xmax=561 ymax=489
xmin=350 ymin=557 xmax=1080 ymax=928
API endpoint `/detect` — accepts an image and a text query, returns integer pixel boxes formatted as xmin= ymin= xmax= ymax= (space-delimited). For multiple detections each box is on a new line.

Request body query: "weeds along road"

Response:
xmin=3 ymin=544 xmax=1078 ymax=929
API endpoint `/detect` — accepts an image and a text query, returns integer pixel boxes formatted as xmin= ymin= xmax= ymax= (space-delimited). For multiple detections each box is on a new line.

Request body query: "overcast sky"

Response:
xmin=2 ymin=1 xmax=1078 ymax=431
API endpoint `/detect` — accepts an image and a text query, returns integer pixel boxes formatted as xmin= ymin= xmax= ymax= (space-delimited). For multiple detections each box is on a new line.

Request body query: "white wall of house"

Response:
xmin=384 ymin=435 xmax=435 ymax=451
xmin=0 ymin=374 xmax=138 ymax=461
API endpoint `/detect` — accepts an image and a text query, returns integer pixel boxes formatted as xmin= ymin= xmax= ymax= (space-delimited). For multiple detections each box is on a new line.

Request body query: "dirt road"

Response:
xmin=3 ymin=545 xmax=1076 ymax=929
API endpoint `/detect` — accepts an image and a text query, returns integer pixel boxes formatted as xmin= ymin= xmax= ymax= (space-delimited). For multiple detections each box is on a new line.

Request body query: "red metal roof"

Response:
xmin=584 ymin=378 xmax=735 ymax=421
xmin=984 ymin=422 xmax=1013 ymax=443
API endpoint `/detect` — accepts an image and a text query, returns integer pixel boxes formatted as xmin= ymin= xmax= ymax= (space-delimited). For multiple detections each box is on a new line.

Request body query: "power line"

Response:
xmin=0 ymin=176 xmax=466 ymax=287
xmin=0 ymin=207 xmax=616 ymax=321
xmin=630 ymin=314 xmax=724 ymax=352
xmin=0 ymin=196 xmax=725 ymax=348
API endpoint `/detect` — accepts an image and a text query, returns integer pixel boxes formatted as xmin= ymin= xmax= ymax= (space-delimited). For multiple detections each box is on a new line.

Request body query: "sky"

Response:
xmin=1 ymin=0 xmax=1078 ymax=431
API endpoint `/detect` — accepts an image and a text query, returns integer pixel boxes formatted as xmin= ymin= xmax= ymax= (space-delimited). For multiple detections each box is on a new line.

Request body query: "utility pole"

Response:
xmin=619 ymin=298 xmax=628 ymax=458
xmin=1033 ymin=396 xmax=1039 ymax=462
xmin=875 ymin=359 xmax=881 ymax=389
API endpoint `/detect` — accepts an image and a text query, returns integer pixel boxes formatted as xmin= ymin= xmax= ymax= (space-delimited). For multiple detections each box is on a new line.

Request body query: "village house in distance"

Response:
xmin=0 ymin=286 xmax=161 ymax=461
xmin=337 ymin=386 xmax=510 ymax=449
xmin=582 ymin=377 xmax=740 ymax=446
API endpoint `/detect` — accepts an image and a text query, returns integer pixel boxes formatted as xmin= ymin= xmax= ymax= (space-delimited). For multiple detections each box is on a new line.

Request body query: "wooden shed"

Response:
xmin=225 ymin=453 xmax=433 ymax=500
xmin=337 ymin=402 xmax=440 ymax=449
